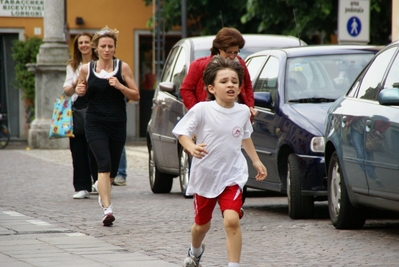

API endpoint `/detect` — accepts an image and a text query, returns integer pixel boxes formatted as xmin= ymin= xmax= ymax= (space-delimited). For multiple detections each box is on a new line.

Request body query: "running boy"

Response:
xmin=172 ymin=55 xmax=267 ymax=267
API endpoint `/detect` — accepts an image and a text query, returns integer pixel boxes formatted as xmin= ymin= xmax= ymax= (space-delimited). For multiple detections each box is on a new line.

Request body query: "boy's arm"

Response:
xmin=178 ymin=135 xmax=208 ymax=159
xmin=242 ymin=138 xmax=267 ymax=180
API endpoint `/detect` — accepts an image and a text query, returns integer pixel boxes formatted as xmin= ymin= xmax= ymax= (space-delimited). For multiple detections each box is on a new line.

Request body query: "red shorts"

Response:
xmin=193 ymin=185 xmax=243 ymax=225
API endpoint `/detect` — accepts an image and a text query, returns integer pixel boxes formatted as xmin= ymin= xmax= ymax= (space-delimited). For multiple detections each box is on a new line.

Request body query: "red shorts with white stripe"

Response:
xmin=193 ymin=185 xmax=243 ymax=225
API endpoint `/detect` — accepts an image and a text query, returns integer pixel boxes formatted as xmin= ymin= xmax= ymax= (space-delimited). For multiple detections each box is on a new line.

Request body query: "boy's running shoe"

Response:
xmin=183 ymin=244 xmax=205 ymax=267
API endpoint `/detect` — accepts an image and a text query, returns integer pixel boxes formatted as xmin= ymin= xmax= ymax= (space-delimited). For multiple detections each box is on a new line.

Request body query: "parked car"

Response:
xmin=147 ymin=34 xmax=306 ymax=197
xmin=243 ymin=45 xmax=380 ymax=219
xmin=324 ymin=41 xmax=399 ymax=229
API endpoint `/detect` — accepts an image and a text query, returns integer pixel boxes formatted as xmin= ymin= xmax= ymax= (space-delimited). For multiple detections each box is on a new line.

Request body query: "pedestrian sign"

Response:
xmin=338 ymin=0 xmax=370 ymax=44
xmin=347 ymin=16 xmax=361 ymax=37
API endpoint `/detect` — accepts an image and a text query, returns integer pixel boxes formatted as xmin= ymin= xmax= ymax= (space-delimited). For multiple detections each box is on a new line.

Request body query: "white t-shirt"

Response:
xmin=172 ymin=101 xmax=253 ymax=198
xmin=63 ymin=63 xmax=82 ymax=102
xmin=63 ymin=63 xmax=81 ymax=88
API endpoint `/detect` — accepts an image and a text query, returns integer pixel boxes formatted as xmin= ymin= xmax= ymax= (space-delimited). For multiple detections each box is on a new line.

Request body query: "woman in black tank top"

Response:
xmin=75 ymin=26 xmax=140 ymax=226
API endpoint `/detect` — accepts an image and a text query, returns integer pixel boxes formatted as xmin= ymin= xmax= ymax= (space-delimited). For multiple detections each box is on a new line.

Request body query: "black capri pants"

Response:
xmin=85 ymin=119 xmax=126 ymax=178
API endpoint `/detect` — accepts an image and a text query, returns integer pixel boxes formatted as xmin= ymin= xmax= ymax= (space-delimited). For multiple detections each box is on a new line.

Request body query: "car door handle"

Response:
xmin=342 ymin=116 xmax=347 ymax=128
xmin=366 ymin=119 xmax=372 ymax=132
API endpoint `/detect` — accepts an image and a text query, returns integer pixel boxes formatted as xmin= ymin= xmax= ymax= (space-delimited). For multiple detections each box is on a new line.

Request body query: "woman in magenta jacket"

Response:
xmin=180 ymin=27 xmax=257 ymax=117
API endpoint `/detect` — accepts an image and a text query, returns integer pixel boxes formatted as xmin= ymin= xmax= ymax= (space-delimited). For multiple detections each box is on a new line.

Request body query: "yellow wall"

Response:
xmin=0 ymin=0 xmax=154 ymax=72
xmin=0 ymin=17 xmax=44 ymax=38
xmin=66 ymin=0 xmax=154 ymax=69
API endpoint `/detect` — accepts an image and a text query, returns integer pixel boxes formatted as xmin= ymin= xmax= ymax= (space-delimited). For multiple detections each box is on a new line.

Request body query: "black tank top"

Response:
xmin=86 ymin=59 xmax=127 ymax=122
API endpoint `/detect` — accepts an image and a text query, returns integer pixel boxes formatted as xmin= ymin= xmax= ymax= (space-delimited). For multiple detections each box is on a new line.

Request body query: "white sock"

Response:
xmin=228 ymin=263 xmax=239 ymax=267
xmin=190 ymin=244 xmax=203 ymax=257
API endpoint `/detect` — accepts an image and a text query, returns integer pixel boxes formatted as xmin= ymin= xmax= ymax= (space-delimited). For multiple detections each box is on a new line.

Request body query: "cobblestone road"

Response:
xmin=2 ymin=143 xmax=399 ymax=266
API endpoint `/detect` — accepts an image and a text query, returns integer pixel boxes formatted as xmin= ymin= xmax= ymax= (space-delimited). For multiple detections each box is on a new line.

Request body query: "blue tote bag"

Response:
xmin=49 ymin=93 xmax=74 ymax=138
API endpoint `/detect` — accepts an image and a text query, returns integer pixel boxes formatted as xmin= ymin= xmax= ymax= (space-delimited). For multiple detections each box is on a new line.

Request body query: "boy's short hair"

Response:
xmin=203 ymin=55 xmax=244 ymax=100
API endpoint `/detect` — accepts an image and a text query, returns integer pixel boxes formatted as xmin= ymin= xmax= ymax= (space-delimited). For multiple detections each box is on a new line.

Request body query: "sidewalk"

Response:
xmin=0 ymin=143 xmax=179 ymax=267
xmin=0 ymin=210 xmax=178 ymax=267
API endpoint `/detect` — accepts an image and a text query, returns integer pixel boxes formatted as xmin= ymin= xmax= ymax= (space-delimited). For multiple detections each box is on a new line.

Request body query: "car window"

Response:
xmin=171 ymin=46 xmax=188 ymax=93
xmin=286 ymin=54 xmax=374 ymax=102
xmin=252 ymin=56 xmax=279 ymax=109
xmin=246 ymin=56 xmax=268 ymax=85
xmin=194 ymin=49 xmax=211 ymax=59
xmin=160 ymin=46 xmax=181 ymax=83
xmin=356 ymin=47 xmax=397 ymax=100
xmin=383 ymin=49 xmax=399 ymax=89
xmin=254 ymin=56 xmax=279 ymax=93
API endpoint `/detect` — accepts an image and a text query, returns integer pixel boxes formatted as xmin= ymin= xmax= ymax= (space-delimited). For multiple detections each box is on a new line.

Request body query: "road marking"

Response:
xmin=26 ymin=220 xmax=51 ymax=226
xmin=2 ymin=211 xmax=24 ymax=216
xmin=65 ymin=233 xmax=85 ymax=237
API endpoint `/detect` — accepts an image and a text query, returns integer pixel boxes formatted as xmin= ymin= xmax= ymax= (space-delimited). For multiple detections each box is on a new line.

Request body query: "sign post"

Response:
xmin=338 ymin=0 xmax=370 ymax=44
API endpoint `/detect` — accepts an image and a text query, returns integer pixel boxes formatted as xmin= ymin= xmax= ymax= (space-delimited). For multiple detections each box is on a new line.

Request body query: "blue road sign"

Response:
xmin=347 ymin=16 xmax=362 ymax=37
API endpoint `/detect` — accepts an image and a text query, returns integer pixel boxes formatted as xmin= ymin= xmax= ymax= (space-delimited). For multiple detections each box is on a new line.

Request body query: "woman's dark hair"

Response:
xmin=203 ymin=55 xmax=244 ymax=100
xmin=67 ymin=32 xmax=98 ymax=71
xmin=210 ymin=27 xmax=246 ymax=55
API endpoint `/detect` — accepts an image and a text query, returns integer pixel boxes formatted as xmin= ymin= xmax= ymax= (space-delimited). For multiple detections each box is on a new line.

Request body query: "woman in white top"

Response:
xmin=63 ymin=33 xmax=98 ymax=200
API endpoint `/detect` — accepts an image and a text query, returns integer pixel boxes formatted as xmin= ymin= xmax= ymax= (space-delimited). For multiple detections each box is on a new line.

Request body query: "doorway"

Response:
xmin=137 ymin=33 xmax=181 ymax=138
xmin=0 ymin=33 xmax=19 ymax=138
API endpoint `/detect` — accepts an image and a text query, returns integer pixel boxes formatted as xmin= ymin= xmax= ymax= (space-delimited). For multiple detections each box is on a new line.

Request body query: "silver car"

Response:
xmin=146 ymin=34 xmax=306 ymax=197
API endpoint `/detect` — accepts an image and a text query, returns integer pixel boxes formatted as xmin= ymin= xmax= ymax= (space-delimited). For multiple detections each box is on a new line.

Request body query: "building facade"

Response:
xmin=0 ymin=0 xmax=181 ymax=142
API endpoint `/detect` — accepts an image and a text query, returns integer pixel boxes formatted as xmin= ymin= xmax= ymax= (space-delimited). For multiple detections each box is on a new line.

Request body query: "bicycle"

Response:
xmin=0 ymin=113 xmax=10 ymax=149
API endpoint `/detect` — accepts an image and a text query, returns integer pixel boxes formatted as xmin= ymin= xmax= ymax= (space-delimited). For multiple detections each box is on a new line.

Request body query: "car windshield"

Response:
xmin=286 ymin=53 xmax=374 ymax=103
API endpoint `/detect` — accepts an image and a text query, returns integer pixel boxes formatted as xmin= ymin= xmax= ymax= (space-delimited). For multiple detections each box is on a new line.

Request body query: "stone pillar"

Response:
xmin=28 ymin=0 xmax=70 ymax=149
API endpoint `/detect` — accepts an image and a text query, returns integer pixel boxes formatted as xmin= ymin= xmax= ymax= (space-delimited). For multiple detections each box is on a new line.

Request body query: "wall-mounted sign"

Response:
xmin=0 ymin=0 xmax=44 ymax=18
xmin=338 ymin=0 xmax=370 ymax=44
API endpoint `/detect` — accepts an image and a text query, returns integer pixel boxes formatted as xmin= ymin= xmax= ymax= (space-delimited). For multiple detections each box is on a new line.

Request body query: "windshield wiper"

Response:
xmin=288 ymin=97 xmax=336 ymax=103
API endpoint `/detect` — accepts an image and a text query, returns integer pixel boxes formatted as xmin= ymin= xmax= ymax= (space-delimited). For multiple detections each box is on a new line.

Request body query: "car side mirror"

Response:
xmin=159 ymin=81 xmax=175 ymax=92
xmin=254 ymin=92 xmax=273 ymax=108
xmin=378 ymin=87 xmax=399 ymax=105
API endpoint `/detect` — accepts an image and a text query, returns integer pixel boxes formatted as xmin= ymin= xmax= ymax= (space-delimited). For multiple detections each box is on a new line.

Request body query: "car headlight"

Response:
xmin=310 ymin=136 xmax=325 ymax=153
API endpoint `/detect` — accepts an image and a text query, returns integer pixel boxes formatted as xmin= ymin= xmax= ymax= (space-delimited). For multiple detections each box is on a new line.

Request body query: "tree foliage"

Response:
xmin=11 ymin=36 xmax=42 ymax=122
xmin=143 ymin=0 xmax=391 ymax=45
xmin=11 ymin=36 xmax=42 ymax=102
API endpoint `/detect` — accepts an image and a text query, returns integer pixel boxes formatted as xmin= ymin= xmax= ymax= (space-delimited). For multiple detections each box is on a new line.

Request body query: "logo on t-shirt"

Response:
xmin=232 ymin=126 xmax=243 ymax=138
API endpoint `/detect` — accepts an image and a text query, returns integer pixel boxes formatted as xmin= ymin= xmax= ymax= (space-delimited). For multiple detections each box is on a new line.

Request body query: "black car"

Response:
xmin=146 ymin=34 xmax=306 ymax=197
xmin=244 ymin=45 xmax=380 ymax=219
xmin=324 ymin=40 xmax=399 ymax=229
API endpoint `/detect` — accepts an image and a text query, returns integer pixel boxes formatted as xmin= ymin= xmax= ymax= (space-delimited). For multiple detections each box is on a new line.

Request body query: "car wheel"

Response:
xmin=287 ymin=153 xmax=314 ymax=219
xmin=179 ymin=150 xmax=192 ymax=198
xmin=242 ymin=185 xmax=248 ymax=205
xmin=148 ymin=143 xmax=174 ymax=193
xmin=328 ymin=152 xmax=366 ymax=229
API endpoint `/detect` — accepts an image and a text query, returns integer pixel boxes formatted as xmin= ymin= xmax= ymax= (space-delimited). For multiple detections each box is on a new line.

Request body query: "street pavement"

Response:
xmin=2 ymin=141 xmax=399 ymax=267
xmin=0 ymin=141 xmax=178 ymax=267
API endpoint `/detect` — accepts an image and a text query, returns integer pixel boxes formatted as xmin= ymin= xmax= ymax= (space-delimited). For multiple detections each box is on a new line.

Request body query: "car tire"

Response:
xmin=179 ymin=149 xmax=192 ymax=198
xmin=287 ymin=153 xmax=314 ymax=219
xmin=242 ymin=185 xmax=248 ymax=205
xmin=148 ymin=143 xmax=174 ymax=193
xmin=328 ymin=152 xmax=366 ymax=229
